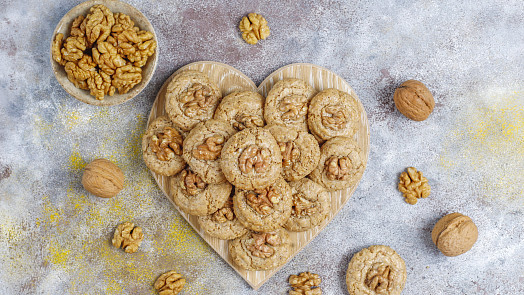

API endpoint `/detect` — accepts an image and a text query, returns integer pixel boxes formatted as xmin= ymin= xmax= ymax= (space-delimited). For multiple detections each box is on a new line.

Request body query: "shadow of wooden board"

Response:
xmin=146 ymin=61 xmax=370 ymax=290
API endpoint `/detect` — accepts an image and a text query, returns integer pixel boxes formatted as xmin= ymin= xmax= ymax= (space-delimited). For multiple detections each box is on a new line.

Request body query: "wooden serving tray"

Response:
xmin=146 ymin=62 xmax=370 ymax=289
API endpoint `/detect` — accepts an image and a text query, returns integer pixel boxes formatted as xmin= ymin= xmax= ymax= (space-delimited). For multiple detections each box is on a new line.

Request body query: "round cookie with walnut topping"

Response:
xmin=234 ymin=177 xmax=293 ymax=232
xmin=165 ymin=70 xmax=222 ymax=131
xmin=229 ymin=228 xmax=292 ymax=271
xmin=182 ymin=119 xmax=236 ymax=184
xmin=142 ymin=116 xmax=186 ymax=176
xmin=266 ymin=124 xmax=320 ymax=182
xmin=213 ymin=91 xmax=266 ymax=131
xmin=346 ymin=245 xmax=406 ymax=295
xmin=220 ymin=127 xmax=282 ymax=190
xmin=264 ymin=78 xmax=316 ymax=132
xmin=308 ymin=88 xmax=360 ymax=142
xmin=284 ymin=178 xmax=330 ymax=232
xmin=170 ymin=167 xmax=231 ymax=216
xmin=197 ymin=194 xmax=248 ymax=240
xmin=309 ymin=136 xmax=365 ymax=192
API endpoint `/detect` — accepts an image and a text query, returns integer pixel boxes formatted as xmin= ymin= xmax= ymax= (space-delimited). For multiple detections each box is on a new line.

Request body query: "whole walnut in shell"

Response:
xmin=82 ymin=158 xmax=124 ymax=198
xmin=393 ymin=80 xmax=435 ymax=121
xmin=431 ymin=212 xmax=478 ymax=257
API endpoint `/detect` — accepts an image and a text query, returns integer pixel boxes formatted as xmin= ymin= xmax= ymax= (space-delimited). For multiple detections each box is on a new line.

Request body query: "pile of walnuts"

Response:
xmin=52 ymin=5 xmax=156 ymax=100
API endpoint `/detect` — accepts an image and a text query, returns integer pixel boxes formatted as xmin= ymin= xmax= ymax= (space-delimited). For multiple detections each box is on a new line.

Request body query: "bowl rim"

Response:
xmin=50 ymin=0 xmax=159 ymax=106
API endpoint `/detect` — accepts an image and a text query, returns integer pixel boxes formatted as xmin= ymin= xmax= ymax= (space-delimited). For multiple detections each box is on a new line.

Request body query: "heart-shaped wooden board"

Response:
xmin=146 ymin=61 xmax=370 ymax=290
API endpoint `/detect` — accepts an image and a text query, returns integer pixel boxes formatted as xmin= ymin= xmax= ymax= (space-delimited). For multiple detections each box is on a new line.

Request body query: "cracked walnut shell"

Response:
xmin=82 ymin=158 xmax=124 ymax=198
xmin=154 ymin=270 xmax=186 ymax=295
xmin=394 ymin=80 xmax=435 ymax=121
xmin=398 ymin=167 xmax=431 ymax=205
xmin=111 ymin=222 xmax=144 ymax=253
xmin=289 ymin=272 xmax=322 ymax=295
xmin=239 ymin=13 xmax=270 ymax=44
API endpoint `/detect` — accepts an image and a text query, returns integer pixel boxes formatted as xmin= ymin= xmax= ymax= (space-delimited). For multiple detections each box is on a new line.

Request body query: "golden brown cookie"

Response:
xmin=309 ymin=136 xmax=365 ymax=192
xmin=220 ymin=127 xmax=282 ymax=190
xmin=264 ymin=79 xmax=315 ymax=132
xmin=234 ymin=177 xmax=293 ymax=232
xmin=213 ymin=91 xmax=265 ymax=131
xmin=170 ymin=168 xmax=231 ymax=216
xmin=197 ymin=194 xmax=248 ymax=240
xmin=164 ymin=70 xmax=222 ymax=131
xmin=182 ymin=119 xmax=236 ymax=184
xmin=266 ymin=124 xmax=320 ymax=181
xmin=431 ymin=212 xmax=478 ymax=257
xmin=308 ymin=88 xmax=360 ymax=142
xmin=284 ymin=178 xmax=330 ymax=232
xmin=229 ymin=228 xmax=292 ymax=271
xmin=142 ymin=116 xmax=186 ymax=176
xmin=346 ymin=245 xmax=407 ymax=295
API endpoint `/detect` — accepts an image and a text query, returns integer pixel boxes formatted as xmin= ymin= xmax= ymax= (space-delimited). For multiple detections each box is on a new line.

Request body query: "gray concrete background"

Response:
xmin=0 ymin=0 xmax=523 ymax=294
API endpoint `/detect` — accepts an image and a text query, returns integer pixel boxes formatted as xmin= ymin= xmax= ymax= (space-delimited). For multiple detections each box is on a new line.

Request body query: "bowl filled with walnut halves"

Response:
xmin=51 ymin=0 xmax=158 ymax=106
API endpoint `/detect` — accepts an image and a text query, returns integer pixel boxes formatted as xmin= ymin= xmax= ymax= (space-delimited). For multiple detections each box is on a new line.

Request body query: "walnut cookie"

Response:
xmin=142 ymin=116 xmax=185 ymax=176
xmin=229 ymin=228 xmax=292 ymax=271
xmin=213 ymin=91 xmax=266 ymax=131
xmin=309 ymin=136 xmax=365 ymax=192
xmin=346 ymin=245 xmax=406 ymax=295
xmin=284 ymin=178 xmax=330 ymax=232
xmin=264 ymin=79 xmax=316 ymax=132
xmin=308 ymin=88 xmax=360 ymax=142
xmin=170 ymin=167 xmax=231 ymax=216
xmin=220 ymin=127 xmax=282 ymax=190
xmin=266 ymin=124 xmax=320 ymax=182
xmin=197 ymin=194 xmax=248 ymax=240
xmin=165 ymin=70 xmax=222 ymax=131
xmin=182 ymin=119 xmax=236 ymax=184
xmin=234 ymin=177 xmax=292 ymax=232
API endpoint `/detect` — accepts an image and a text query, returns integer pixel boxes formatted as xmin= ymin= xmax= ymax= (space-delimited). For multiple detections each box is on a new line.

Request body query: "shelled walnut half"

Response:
xmin=179 ymin=169 xmax=207 ymax=196
xmin=291 ymin=192 xmax=317 ymax=217
xmin=246 ymin=187 xmax=280 ymax=215
xmin=150 ymin=126 xmax=183 ymax=161
xmin=193 ymin=134 xmax=224 ymax=160
xmin=289 ymin=272 xmax=322 ymax=295
xmin=179 ymin=83 xmax=218 ymax=117
xmin=398 ymin=167 xmax=431 ymax=205
xmin=325 ymin=155 xmax=352 ymax=181
xmin=246 ymin=232 xmax=281 ymax=258
xmin=239 ymin=13 xmax=270 ymax=45
xmin=238 ymin=144 xmax=271 ymax=174
xmin=279 ymin=141 xmax=300 ymax=168
xmin=111 ymin=222 xmax=143 ymax=253
xmin=154 ymin=270 xmax=186 ymax=295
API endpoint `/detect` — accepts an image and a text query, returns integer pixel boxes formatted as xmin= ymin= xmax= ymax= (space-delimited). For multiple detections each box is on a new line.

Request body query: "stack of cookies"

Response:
xmin=142 ymin=70 xmax=365 ymax=271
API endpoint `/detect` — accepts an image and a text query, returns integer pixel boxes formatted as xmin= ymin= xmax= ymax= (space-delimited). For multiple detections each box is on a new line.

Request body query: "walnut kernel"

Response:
xmin=321 ymin=105 xmax=349 ymax=130
xmin=291 ymin=193 xmax=317 ymax=217
xmin=325 ymin=156 xmax=352 ymax=181
xmin=111 ymin=222 xmax=143 ymax=253
xmin=238 ymin=145 xmax=271 ymax=174
xmin=289 ymin=272 xmax=322 ymax=295
xmin=193 ymin=134 xmax=224 ymax=160
xmin=246 ymin=187 xmax=280 ymax=215
xmin=150 ymin=126 xmax=183 ymax=161
xmin=398 ymin=167 xmax=431 ymax=205
xmin=233 ymin=114 xmax=264 ymax=130
xmin=154 ymin=270 xmax=186 ymax=295
xmin=279 ymin=95 xmax=308 ymax=122
xmin=179 ymin=83 xmax=218 ymax=117
xmin=179 ymin=169 xmax=206 ymax=196
xmin=212 ymin=198 xmax=234 ymax=223
xmin=239 ymin=13 xmax=270 ymax=45
xmin=279 ymin=141 xmax=300 ymax=168
xmin=365 ymin=263 xmax=391 ymax=294
xmin=246 ymin=232 xmax=281 ymax=258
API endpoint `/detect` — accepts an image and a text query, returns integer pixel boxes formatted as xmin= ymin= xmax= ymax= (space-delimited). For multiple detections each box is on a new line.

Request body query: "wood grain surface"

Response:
xmin=146 ymin=61 xmax=370 ymax=289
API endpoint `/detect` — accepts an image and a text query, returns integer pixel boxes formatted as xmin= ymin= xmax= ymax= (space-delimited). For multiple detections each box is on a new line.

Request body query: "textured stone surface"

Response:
xmin=0 ymin=0 xmax=523 ymax=294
